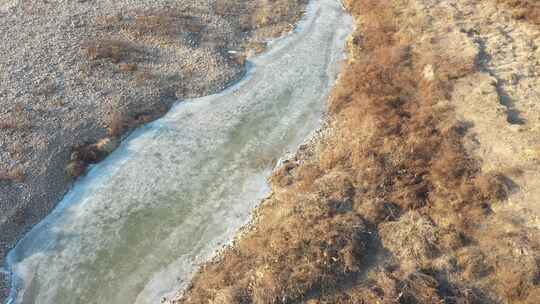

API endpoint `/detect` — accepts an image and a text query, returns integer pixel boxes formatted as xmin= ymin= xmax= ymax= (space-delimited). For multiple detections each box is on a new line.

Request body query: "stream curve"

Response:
xmin=5 ymin=0 xmax=352 ymax=303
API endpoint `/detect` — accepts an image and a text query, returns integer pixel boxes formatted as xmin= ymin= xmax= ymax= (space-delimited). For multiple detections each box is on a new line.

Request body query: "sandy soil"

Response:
xmin=0 ymin=0 xmax=307 ymax=301
xmin=445 ymin=0 xmax=540 ymax=229
xmin=172 ymin=0 xmax=540 ymax=303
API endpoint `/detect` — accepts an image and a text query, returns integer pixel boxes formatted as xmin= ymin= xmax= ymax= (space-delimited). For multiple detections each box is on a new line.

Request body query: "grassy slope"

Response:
xmin=173 ymin=0 xmax=540 ymax=303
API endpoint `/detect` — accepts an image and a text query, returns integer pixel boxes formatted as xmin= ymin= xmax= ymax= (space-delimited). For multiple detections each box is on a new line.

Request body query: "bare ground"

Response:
xmin=0 ymin=0 xmax=307 ymax=301
xmin=173 ymin=0 xmax=540 ymax=303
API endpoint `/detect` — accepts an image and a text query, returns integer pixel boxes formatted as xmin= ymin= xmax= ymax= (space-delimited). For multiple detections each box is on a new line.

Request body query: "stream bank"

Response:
xmin=0 ymin=0 xmax=308 ymax=301
xmin=4 ymin=0 xmax=353 ymax=303
xmin=174 ymin=0 xmax=540 ymax=303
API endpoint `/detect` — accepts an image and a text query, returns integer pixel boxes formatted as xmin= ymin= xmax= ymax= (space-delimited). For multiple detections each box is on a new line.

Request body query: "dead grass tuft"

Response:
xmin=107 ymin=111 xmax=131 ymax=137
xmin=132 ymin=11 xmax=204 ymax=38
xmin=66 ymin=137 xmax=119 ymax=179
xmin=0 ymin=167 xmax=25 ymax=183
xmin=107 ymin=106 xmax=168 ymax=138
xmin=134 ymin=68 xmax=154 ymax=86
xmin=178 ymin=199 xmax=369 ymax=303
xmin=81 ymin=39 xmax=134 ymax=63
xmin=65 ymin=160 xmax=87 ymax=179
xmin=118 ymin=63 xmax=138 ymax=72
xmin=0 ymin=120 xmax=32 ymax=131
xmin=215 ymin=0 xmax=307 ymax=33
xmin=0 ymin=121 xmax=14 ymax=129
xmin=379 ymin=212 xmax=439 ymax=269
xmin=0 ymin=106 xmax=32 ymax=131
xmin=477 ymin=227 xmax=540 ymax=303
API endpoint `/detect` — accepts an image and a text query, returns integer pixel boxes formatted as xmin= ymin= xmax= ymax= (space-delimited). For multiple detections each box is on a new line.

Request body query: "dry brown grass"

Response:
xmin=134 ymin=68 xmax=154 ymax=86
xmin=66 ymin=137 xmax=119 ymax=179
xmin=81 ymin=39 xmax=134 ymax=63
xmin=174 ymin=1 xmax=540 ymax=303
xmin=0 ymin=120 xmax=31 ymax=131
xmin=65 ymin=160 xmax=87 ymax=179
xmin=379 ymin=212 xmax=439 ymax=270
xmin=498 ymin=0 xmax=540 ymax=24
xmin=65 ymin=97 xmax=171 ymax=177
xmin=0 ymin=105 xmax=32 ymax=131
xmin=118 ymin=63 xmax=138 ymax=72
xmin=107 ymin=111 xmax=130 ymax=138
xmin=214 ymin=0 xmax=308 ymax=32
xmin=65 ymin=109 xmax=132 ymax=179
xmin=132 ymin=11 xmax=204 ymax=38
xmin=107 ymin=103 xmax=167 ymax=137
xmin=0 ymin=120 xmax=19 ymax=130
xmin=0 ymin=167 xmax=25 ymax=183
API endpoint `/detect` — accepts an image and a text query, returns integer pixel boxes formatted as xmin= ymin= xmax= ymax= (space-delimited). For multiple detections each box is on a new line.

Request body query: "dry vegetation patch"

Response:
xmin=0 ymin=105 xmax=32 ymax=132
xmin=86 ymin=0 xmax=308 ymax=65
xmin=175 ymin=0 xmax=540 ymax=303
xmin=65 ymin=105 xmax=168 ymax=179
xmin=81 ymin=39 xmax=135 ymax=63
xmin=0 ymin=167 xmax=25 ymax=183
xmin=497 ymin=0 xmax=540 ymax=24
xmin=214 ymin=0 xmax=308 ymax=32
xmin=379 ymin=212 xmax=439 ymax=270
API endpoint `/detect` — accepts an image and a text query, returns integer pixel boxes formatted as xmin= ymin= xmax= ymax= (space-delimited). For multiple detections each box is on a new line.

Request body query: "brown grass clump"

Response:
xmin=379 ymin=212 xmax=439 ymax=269
xmin=81 ymin=39 xmax=134 ymax=63
xmin=0 ymin=167 xmax=25 ymax=183
xmin=65 ymin=160 xmax=87 ymax=179
xmin=174 ymin=1 xmax=540 ymax=303
xmin=0 ymin=120 xmax=31 ymax=131
xmin=66 ymin=102 xmax=169 ymax=180
xmin=180 ymin=205 xmax=368 ymax=303
xmin=134 ymin=68 xmax=154 ymax=86
xmin=107 ymin=111 xmax=132 ymax=138
xmin=497 ymin=0 xmax=540 ymax=24
xmin=0 ymin=105 xmax=32 ymax=131
xmin=118 ymin=63 xmax=138 ymax=72
xmin=107 ymin=104 xmax=167 ymax=137
xmin=73 ymin=139 xmax=118 ymax=165
xmin=132 ymin=11 xmax=204 ymax=38
xmin=477 ymin=227 xmax=540 ymax=303
xmin=0 ymin=120 xmax=20 ymax=130
xmin=66 ymin=137 xmax=119 ymax=179
xmin=214 ymin=0 xmax=308 ymax=33
xmin=66 ymin=109 xmax=128 ymax=179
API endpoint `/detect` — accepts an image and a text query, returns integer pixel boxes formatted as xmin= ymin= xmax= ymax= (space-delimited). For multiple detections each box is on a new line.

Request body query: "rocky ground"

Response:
xmin=173 ymin=0 xmax=540 ymax=303
xmin=0 ymin=0 xmax=307 ymax=301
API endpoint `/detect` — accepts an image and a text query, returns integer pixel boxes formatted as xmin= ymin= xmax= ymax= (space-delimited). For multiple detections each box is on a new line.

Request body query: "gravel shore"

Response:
xmin=0 ymin=0 xmax=306 ymax=301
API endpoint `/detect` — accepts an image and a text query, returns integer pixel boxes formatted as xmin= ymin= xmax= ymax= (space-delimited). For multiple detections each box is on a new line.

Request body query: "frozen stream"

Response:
xmin=5 ymin=0 xmax=352 ymax=303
